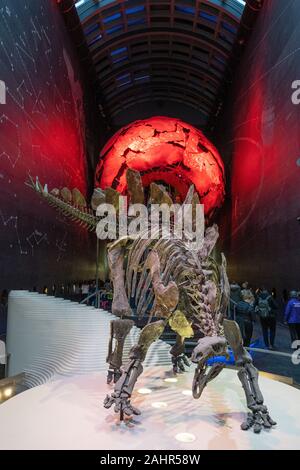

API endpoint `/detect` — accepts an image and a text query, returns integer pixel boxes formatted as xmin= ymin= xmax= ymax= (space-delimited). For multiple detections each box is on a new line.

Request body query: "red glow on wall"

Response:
xmin=95 ymin=116 xmax=225 ymax=217
xmin=29 ymin=115 xmax=87 ymax=194
xmin=230 ymin=63 xmax=266 ymax=237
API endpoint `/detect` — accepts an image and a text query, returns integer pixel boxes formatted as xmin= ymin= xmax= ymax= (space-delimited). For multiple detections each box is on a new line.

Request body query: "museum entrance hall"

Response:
xmin=0 ymin=0 xmax=300 ymax=452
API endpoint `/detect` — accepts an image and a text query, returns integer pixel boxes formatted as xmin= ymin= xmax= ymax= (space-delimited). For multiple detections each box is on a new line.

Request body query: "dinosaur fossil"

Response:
xmin=26 ymin=170 xmax=276 ymax=434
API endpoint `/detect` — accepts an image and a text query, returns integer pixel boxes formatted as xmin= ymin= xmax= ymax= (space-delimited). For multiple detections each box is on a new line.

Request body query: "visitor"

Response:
xmin=65 ymin=283 xmax=71 ymax=297
xmin=284 ymin=291 xmax=300 ymax=347
xmin=81 ymin=281 xmax=89 ymax=301
xmin=229 ymin=281 xmax=242 ymax=319
xmin=107 ymin=288 xmax=113 ymax=312
xmin=236 ymin=298 xmax=255 ymax=347
xmin=74 ymin=282 xmax=81 ymax=301
xmin=282 ymin=289 xmax=289 ymax=303
xmin=255 ymin=287 xmax=262 ymax=298
xmin=88 ymin=280 xmax=96 ymax=306
xmin=255 ymin=288 xmax=278 ymax=350
xmin=241 ymin=282 xmax=255 ymax=306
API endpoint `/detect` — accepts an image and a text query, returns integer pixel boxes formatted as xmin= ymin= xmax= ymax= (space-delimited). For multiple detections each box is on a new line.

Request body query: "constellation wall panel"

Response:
xmin=0 ymin=1 xmax=96 ymax=289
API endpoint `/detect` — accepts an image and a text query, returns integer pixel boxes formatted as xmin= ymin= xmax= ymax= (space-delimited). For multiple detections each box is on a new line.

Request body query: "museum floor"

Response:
xmin=0 ymin=365 xmax=299 ymax=450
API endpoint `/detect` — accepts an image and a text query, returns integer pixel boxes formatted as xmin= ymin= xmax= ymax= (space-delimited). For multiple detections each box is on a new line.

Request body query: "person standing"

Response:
xmin=81 ymin=281 xmax=89 ymax=302
xmin=75 ymin=283 xmax=81 ymax=302
xmin=88 ymin=280 xmax=96 ymax=307
xmin=229 ymin=281 xmax=242 ymax=320
xmin=284 ymin=291 xmax=300 ymax=346
xmin=236 ymin=299 xmax=255 ymax=347
xmin=241 ymin=282 xmax=255 ymax=306
xmin=255 ymin=288 xmax=278 ymax=349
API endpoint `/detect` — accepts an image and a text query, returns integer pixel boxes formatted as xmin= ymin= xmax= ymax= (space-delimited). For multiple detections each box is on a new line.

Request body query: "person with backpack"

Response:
xmin=284 ymin=291 xmax=300 ymax=346
xmin=255 ymin=288 xmax=278 ymax=349
xmin=229 ymin=281 xmax=242 ymax=320
xmin=236 ymin=298 xmax=255 ymax=347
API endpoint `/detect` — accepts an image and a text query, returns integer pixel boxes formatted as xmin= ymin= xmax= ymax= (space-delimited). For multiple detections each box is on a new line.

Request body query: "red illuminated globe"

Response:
xmin=95 ymin=116 xmax=225 ymax=217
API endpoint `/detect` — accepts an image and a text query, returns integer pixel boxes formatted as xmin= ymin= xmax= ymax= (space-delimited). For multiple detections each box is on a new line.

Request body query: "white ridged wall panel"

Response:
xmin=6 ymin=291 xmax=171 ymax=388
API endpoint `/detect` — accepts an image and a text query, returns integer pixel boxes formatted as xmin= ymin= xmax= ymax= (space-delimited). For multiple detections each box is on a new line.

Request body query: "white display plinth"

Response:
xmin=0 ymin=366 xmax=299 ymax=450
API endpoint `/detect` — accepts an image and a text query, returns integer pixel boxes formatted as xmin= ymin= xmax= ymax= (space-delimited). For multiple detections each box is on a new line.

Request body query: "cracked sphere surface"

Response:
xmin=95 ymin=116 xmax=225 ymax=217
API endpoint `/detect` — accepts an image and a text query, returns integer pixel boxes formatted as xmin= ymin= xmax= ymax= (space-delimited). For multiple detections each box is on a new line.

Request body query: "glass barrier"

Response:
xmin=246 ymin=347 xmax=300 ymax=385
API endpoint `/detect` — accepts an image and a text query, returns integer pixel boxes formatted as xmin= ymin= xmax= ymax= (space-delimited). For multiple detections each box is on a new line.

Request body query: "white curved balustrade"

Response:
xmin=6 ymin=291 xmax=171 ymax=388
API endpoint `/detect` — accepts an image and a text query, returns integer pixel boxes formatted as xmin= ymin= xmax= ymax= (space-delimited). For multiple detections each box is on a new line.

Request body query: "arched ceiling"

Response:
xmin=75 ymin=0 xmax=246 ymax=128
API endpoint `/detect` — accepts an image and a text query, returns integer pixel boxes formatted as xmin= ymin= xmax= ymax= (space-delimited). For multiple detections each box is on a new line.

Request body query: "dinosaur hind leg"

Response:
xmin=168 ymin=310 xmax=194 ymax=374
xmin=170 ymin=333 xmax=190 ymax=374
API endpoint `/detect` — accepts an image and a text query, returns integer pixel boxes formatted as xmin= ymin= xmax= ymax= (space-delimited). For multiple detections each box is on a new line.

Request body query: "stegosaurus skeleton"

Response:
xmin=27 ymin=170 xmax=276 ymax=434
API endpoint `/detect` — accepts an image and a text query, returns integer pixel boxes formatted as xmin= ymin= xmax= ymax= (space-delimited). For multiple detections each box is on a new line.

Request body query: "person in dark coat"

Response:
xmin=255 ymin=288 xmax=278 ymax=349
xmin=229 ymin=281 xmax=242 ymax=320
xmin=284 ymin=291 xmax=300 ymax=346
xmin=236 ymin=299 xmax=255 ymax=347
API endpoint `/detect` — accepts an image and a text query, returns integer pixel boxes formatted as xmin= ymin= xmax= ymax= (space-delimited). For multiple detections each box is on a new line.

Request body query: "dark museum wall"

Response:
xmin=0 ymin=1 xmax=100 ymax=290
xmin=216 ymin=0 xmax=300 ymax=295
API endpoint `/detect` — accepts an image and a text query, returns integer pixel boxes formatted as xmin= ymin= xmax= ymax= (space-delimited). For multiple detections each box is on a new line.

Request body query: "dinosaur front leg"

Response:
xmin=106 ymin=319 xmax=134 ymax=384
xmin=223 ymin=319 xmax=277 ymax=433
xmin=104 ymin=320 xmax=165 ymax=420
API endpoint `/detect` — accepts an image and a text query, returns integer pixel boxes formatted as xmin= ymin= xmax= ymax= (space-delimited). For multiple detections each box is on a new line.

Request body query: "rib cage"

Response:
xmin=125 ymin=230 xmax=222 ymax=337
